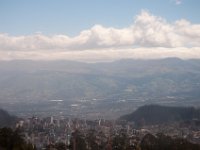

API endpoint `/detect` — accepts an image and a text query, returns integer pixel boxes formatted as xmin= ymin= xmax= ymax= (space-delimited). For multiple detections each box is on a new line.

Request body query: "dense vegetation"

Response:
xmin=140 ymin=133 xmax=200 ymax=150
xmin=0 ymin=127 xmax=35 ymax=150
xmin=120 ymin=105 xmax=200 ymax=126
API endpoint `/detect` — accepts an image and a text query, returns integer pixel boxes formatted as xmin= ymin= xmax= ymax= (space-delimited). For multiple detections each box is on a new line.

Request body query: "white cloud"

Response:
xmin=175 ymin=0 xmax=182 ymax=5
xmin=0 ymin=10 xmax=200 ymax=62
xmin=0 ymin=47 xmax=200 ymax=62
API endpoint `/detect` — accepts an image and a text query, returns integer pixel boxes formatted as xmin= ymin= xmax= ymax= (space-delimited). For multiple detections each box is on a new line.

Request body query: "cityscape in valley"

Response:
xmin=1 ymin=105 xmax=200 ymax=149
xmin=0 ymin=0 xmax=200 ymax=149
xmin=0 ymin=60 xmax=200 ymax=149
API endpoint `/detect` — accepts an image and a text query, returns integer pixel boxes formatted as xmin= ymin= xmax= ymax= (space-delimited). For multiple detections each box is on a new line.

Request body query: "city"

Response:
xmin=13 ymin=114 xmax=200 ymax=149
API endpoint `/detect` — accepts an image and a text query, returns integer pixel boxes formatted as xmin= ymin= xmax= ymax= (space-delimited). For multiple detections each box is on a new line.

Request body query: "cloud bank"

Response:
xmin=0 ymin=10 xmax=200 ymax=62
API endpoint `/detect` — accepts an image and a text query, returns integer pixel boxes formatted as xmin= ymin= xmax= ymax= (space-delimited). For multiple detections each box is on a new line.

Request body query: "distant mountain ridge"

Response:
xmin=0 ymin=58 xmax=200 ymax=103
xmin=120 ymin=105 xmax=200 ymax=125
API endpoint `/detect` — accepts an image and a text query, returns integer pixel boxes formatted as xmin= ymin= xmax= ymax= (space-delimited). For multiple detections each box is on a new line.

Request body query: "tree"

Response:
xmin=0 ymin=127 xmax=36 ymax=150
xmin=71 ymin=130 xmax=87 ymax=150
xmin=112 ymin=131 xmax=129 ymax=150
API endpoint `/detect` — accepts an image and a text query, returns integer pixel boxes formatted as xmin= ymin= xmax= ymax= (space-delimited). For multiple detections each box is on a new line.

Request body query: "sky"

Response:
xmin=0 ymin=0 xmax=200 ymax=62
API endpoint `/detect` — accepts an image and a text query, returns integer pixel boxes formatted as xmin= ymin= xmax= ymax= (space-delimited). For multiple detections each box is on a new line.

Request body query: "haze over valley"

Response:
xmin=0 ymin=58 xmax=200 ymax=118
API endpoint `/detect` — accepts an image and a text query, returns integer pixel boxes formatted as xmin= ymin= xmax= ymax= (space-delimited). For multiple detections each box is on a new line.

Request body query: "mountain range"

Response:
xmin=0 ymin=58 xmax=200 ymax=118
xmin=0 ymin=58 xmax=200 ymax=103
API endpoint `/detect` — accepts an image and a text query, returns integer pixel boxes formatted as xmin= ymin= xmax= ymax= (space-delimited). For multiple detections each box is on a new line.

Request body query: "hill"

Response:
xmin=0 ymin=109 xmax=17 ymax=127
xmin=120 ymin=105 xmax=200 ymax=125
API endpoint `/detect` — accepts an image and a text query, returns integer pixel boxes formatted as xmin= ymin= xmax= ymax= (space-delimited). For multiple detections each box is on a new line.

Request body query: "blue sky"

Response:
xmin=0 ymin=0 xmax=199 ymax=36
